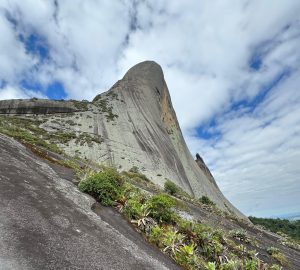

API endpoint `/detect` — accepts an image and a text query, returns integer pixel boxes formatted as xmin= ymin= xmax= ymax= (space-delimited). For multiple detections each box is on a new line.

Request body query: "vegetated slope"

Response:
xmin=0 ymin=133 xmax=181 ymax=270
xmin=249 ymin=217 xmax=300 ymax=241
xmin=0 ymin=61 xmax=242 ymax=219
xmin=0 ymin=131 xmax=299 ymax=270
xmin=1 ymin=61 xmax=299 ymax=269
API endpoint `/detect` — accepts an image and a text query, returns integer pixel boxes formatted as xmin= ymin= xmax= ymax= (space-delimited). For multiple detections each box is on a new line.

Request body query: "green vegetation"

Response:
xmin=147 ymin=194 xmax=177 ymax=223
xmin=72 ymin=100 xmax=89 ymax=111
xmin=164 ymin=179 xmax=180 ymax=195
xmin=199 ymin=195 xmax=216 ymax=206
xmin=0 ymin=116 xmax=61 ymax=153
xmin=79 ymin=167 xmax=123 ymax=206
xmin=75 ymin=132 xmax=103 ymax=147
xmin=121 ymin=167 xmax=162 ymax=193
xmin=249 ymin=216 xmax=300 ymax=241
xmin=78 ymin=166 xmax=285 ymax=270
xmin=65 ymin=119 xmax=77 ymax=126
xmin=50 ymin=131 xmax=77 ymax=144
xmin=0 ymin=115 xmax=104 ymax=159
xmin=106 ymin=91 xmax=119 ymax=100
xmin=95 ymin=98 xmax=118 ymax=121
xmin=123 ymin=169 xmax=149 ymax=182
xmin=267 ymin=246 xmax=289 ymax=266
xmin=229 ymin=229 xmax=250 ymax=244
xmin=164 ymin=179 xmax=192 ymax=199
xmin=0 ymin=116 xmax=293 ymax=270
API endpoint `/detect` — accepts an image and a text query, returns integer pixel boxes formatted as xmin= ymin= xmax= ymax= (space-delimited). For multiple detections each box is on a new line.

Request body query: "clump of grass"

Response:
xmin=121 ymin=170 xmax=161 ymax=194
xmin=267 ymin=247 xmax=289 ymax=266
xmin=122 ymin=167 xmax=151 ymax=183
xmin=0 ymin=116 xmax=62 ymax=153
xmin=48 ymin=131 xmax=77 ymax=144
xmin=58 ymin=159 xmax=84 ymax=175
xmin=268 ymin=264 xmax=283 ymax=270
xmin=164 ymin=179 xmax=191 ymax=200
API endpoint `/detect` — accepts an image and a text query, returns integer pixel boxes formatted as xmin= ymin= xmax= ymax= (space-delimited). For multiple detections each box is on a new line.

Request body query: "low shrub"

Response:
xmin=267 ymin=247 xmax=280 ymax=255
xmin=164 ymin=180 xmax=180 ymax=195
xmin=199 ymin=195 xmax=216 ymax=206
xmin=148 ymin=193 xmax=178 ymax=223
xmin=122 ymin=170 xmax=150 ymax=182
xmin=78 ymin=167 xmax=123 ymax=206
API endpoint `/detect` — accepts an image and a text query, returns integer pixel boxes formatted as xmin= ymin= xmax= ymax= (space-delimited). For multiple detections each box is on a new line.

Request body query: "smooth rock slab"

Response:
xmin=0 ymin=134 xmax=181 ymax=270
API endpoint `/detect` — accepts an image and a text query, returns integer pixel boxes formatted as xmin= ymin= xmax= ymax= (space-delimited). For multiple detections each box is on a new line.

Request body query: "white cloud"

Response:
xmin=0 ymin=0 xmax=299 ymax=217
xmin=187 ymin=72 xmax=300 ymax=217
xmin=0 ymin=0 xmax=132 ymax=99
xmin=0 ymin=85 xmax=45 ymax=100
xmin=0 ymin=8 xmax=37 ymax=83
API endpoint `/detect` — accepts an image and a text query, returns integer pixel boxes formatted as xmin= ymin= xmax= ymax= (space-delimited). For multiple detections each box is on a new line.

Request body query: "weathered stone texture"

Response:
xmin=0 ymin=61 xmax=244 ymax=218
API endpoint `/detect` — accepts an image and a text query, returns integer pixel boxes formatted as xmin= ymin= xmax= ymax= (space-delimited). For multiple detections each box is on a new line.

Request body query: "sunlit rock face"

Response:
xmin=0 ymin=61 xmax=244 ymax=218
xmin=0 ymin=99 xmax=79 ymax=114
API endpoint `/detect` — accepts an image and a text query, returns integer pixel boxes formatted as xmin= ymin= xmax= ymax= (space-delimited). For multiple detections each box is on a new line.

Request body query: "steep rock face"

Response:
xmin=0 ymin=134 xmax=181 ymax=270
xmin=0 ymin=99 xmax=81 ymax=114
xmin=196 ymin=153 xmax=219 ymax=189
xmin=92 ymin=61 xmax=243 ymax=217
xmin=0 ymin=61 xmax=244 ymax=218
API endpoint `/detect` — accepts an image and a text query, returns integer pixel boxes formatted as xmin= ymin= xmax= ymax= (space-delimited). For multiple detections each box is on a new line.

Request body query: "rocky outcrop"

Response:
xmin=195 ymin=153 xmax=219 ymax=189
xmin=0 ymin=61 xmax=244 ymax=218
xmin=0 ymin=98 xmax=85 ymax=114
xmin=0 ymin=134 xmax=181 ymax=270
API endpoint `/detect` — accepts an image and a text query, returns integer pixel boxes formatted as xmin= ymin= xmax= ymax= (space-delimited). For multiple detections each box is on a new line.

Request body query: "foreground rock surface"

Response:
xmin=0 ymin=61 xmax=243 ymax=219
xmin=0 ymin=134 xmax=181 ymax=270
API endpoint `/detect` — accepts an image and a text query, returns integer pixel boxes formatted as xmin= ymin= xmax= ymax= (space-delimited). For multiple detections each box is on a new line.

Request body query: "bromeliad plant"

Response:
xmin=128 ymin=203 xmax=157 ymax=234
xmin=229 ymin=229 xmax=250 ymax=244
xmin=162 ymin=228 xmax=185 ymax=255
xmin=78 ymin=166 xmax=286 ymax=270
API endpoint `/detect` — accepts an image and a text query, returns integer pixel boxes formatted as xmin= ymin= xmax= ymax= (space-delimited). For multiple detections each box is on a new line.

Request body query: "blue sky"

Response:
xmin=0 ymin=0 xmax=300 ymax=218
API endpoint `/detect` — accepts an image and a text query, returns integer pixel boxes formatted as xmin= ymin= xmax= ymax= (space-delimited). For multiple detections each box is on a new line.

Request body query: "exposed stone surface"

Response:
xmin=1 ymin=134 xmax=300 ymax=269
xmin=0 ymin=134 xmax=181 ymax=270
xmin=195 ymin=153 xmax=219 ymax=189
xmin=0 ymin=98 xmax=86 ymax=114
xmin=0 ymin=61 xmax=244 ymax=218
